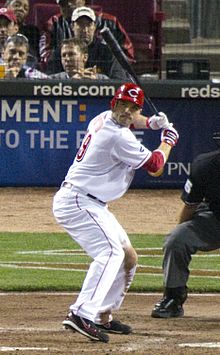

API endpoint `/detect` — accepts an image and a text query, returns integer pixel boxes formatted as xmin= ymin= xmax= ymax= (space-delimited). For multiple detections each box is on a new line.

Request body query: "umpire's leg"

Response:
xmin=151 ymin=206 xmax=220 ymax=318
xmin=163 ymin=209 xmax=220 ymax=288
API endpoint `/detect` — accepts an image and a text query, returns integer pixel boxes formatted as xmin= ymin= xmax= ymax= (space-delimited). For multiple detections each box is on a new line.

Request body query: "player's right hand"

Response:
xmin=161 ymin=124 xmax=179 ymax=147
xmin=147 ymin=112 xmax=170 ymax=130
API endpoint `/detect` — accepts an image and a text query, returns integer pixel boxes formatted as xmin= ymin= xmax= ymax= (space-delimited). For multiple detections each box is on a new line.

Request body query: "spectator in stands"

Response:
xmin=5 ymin=0 xmax=40 ymax=65
xmin=40 ymin=0 xmax=84 ymax=73
xmin=1 ymin=33 xmax=48 ymax=78
xmin=40 ymin=0 xmax=133 ymax=73
xmin=49 ymin=37 xmax=109 ymax=79
xmin=71 ymin=7 xmax=128 ymax=80
xmin=0 ymin=7 xmax=18 ymax=58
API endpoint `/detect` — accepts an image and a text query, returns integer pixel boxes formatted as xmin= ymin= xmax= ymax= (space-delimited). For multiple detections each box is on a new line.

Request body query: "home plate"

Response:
xmin=179 ymin=342 xmax=220 ymax=348
xmin=0 ymin=347 xmax=50 ymax=352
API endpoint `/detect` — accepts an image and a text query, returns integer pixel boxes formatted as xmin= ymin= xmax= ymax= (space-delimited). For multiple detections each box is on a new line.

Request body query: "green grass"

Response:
xmin=0 ymin=232 xmax=219 ymax=292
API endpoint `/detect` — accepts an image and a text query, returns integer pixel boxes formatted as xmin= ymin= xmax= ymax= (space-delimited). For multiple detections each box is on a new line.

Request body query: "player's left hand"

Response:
xmin=161 ymin=123 xmax=179 ymax=147
xmin=147 ymin=112 xmax=170 ymax=130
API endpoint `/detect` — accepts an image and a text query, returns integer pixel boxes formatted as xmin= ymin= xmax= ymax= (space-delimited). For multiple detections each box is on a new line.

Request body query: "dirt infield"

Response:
xmin=0 ymin=292 xmax=220 ymax=354
xmin=0 ymin=187 xmax=182 ymax=234
xmin=0 ymin=188 xmax=220 ymax=354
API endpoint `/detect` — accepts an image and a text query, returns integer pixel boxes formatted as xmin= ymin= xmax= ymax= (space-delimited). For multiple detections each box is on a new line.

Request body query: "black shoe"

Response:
xmin=96 ymin=320 xmax=132 ymax=334
xmin=151 ymin=297 xmax=184 ymax=318
xmin=63 ymin=312 xmax=109 ymax=343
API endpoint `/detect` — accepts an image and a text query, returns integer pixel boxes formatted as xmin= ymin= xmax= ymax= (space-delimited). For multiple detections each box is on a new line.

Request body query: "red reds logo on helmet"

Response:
xmin=111 ymin=83 xmax=144 ymax=109
xmin=127 ymin=88 xmax=140 ymax=98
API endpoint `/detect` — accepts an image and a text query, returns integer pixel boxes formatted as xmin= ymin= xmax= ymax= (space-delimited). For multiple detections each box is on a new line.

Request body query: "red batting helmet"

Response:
xmin=111 ymin=83 xmax=144 ymax=109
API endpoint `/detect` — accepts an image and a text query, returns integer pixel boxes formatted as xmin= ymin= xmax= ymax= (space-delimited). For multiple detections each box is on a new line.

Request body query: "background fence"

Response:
xmin=0 ymin=80 xmax=219 ymax=188
xmin=1 ymin=1 xmax=220 ymax=187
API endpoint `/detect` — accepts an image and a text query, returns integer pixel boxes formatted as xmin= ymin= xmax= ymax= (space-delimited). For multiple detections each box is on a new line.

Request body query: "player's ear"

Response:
xmin=111 ymin=100 xmax=118 ymax=112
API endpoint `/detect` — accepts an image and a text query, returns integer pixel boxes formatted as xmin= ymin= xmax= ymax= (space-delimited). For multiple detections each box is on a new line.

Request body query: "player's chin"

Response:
xmin=120 ymin=120 xmax=131 ymax=127
xmin=118 ymin=116 xmax=132 ymax=127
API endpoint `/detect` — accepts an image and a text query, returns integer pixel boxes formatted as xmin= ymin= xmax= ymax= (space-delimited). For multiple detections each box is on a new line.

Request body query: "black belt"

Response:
xmin=62 ymin=182 xmax=106 ymax=205
xmin=87 ymin=193 xmax=106 ymax=205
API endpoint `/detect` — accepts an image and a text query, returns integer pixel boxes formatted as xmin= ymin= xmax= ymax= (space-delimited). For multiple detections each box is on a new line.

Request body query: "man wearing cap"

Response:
xmin=5 ymin=0 xmax=40 ymax=66
xmin=71 ymin=7 xmax=128 ymax=80
xmin=5 ymin=0 xmax=40 ymax=65
xmin=40 ymin=0 xmax=133 ymax=74
xmin=40 ymin=0 xmax=85 ymax=73
xmin=1 ymin=33 xmax=48 ymax=78
xmin=0 ymin=7 xmax=18 ymax=57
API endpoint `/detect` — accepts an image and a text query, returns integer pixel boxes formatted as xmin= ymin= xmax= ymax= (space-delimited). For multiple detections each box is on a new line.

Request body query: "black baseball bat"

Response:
xmin=100 ymin=26 xmax=159 ymax=115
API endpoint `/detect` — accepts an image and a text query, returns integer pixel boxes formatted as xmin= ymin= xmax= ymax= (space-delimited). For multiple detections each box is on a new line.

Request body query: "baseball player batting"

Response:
xmin=53 ymin=83 xmax=179 ymax=343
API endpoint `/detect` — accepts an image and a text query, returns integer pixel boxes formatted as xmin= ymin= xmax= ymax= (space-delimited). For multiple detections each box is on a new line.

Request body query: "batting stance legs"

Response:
xmin=53 ymin=186 xmax=137 ymax=325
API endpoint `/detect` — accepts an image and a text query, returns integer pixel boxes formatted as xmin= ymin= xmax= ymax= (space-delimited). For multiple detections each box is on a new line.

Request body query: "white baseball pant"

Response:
xmin=53 ymin=184 xmax=136 ymax=324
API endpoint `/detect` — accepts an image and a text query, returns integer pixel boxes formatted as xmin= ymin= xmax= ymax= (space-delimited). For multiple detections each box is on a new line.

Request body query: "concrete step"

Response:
xmin=162 ymin=46 xmax=220 ymax=72
xmin=163 ymin=19 xmax=191 ymax=43
xmin=163 ymin=41 xmax=220 ymax=57
xmin=161 ymin=1 xmax=220 ymax=77
xmin=163 ymin=0 xmax=189 ymax=20
xmin=161 ymin=70 xmax=220 ymax=80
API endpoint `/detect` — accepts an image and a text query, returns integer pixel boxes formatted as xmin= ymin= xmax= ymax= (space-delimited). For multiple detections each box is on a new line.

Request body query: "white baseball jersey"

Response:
xmin=65 ymin=110 xmax=152 ymax=202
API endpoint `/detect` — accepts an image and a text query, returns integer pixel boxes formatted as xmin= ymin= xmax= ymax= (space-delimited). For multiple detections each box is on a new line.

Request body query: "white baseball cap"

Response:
xmin=71 ymin=6 xmax=96 ymax=22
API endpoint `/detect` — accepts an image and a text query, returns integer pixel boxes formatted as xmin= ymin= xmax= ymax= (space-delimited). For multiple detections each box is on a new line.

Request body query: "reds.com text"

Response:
xmin=33 ymin=83 xmax=115 ymax=97
xmin=181 ymin=84 xmax=220 ymax=98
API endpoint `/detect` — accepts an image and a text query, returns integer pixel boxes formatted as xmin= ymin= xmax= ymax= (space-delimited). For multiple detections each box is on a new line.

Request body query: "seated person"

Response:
xmin=5 ymin=0 xmax=40 ymax=66
xmin=40 ymin=0 xmax=84 ymax=73
xmin=40 ymin=0 xmax=133 ymax=73
xmin=0 ymin=7 xmax=18 ymax=58
xmin=70 ymin=7 xmax=128 ymax=80
xmin=49 ymin=37 xmax=109 ymax=79
xmin=2 ymin=33 xmax=48 ymax=78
